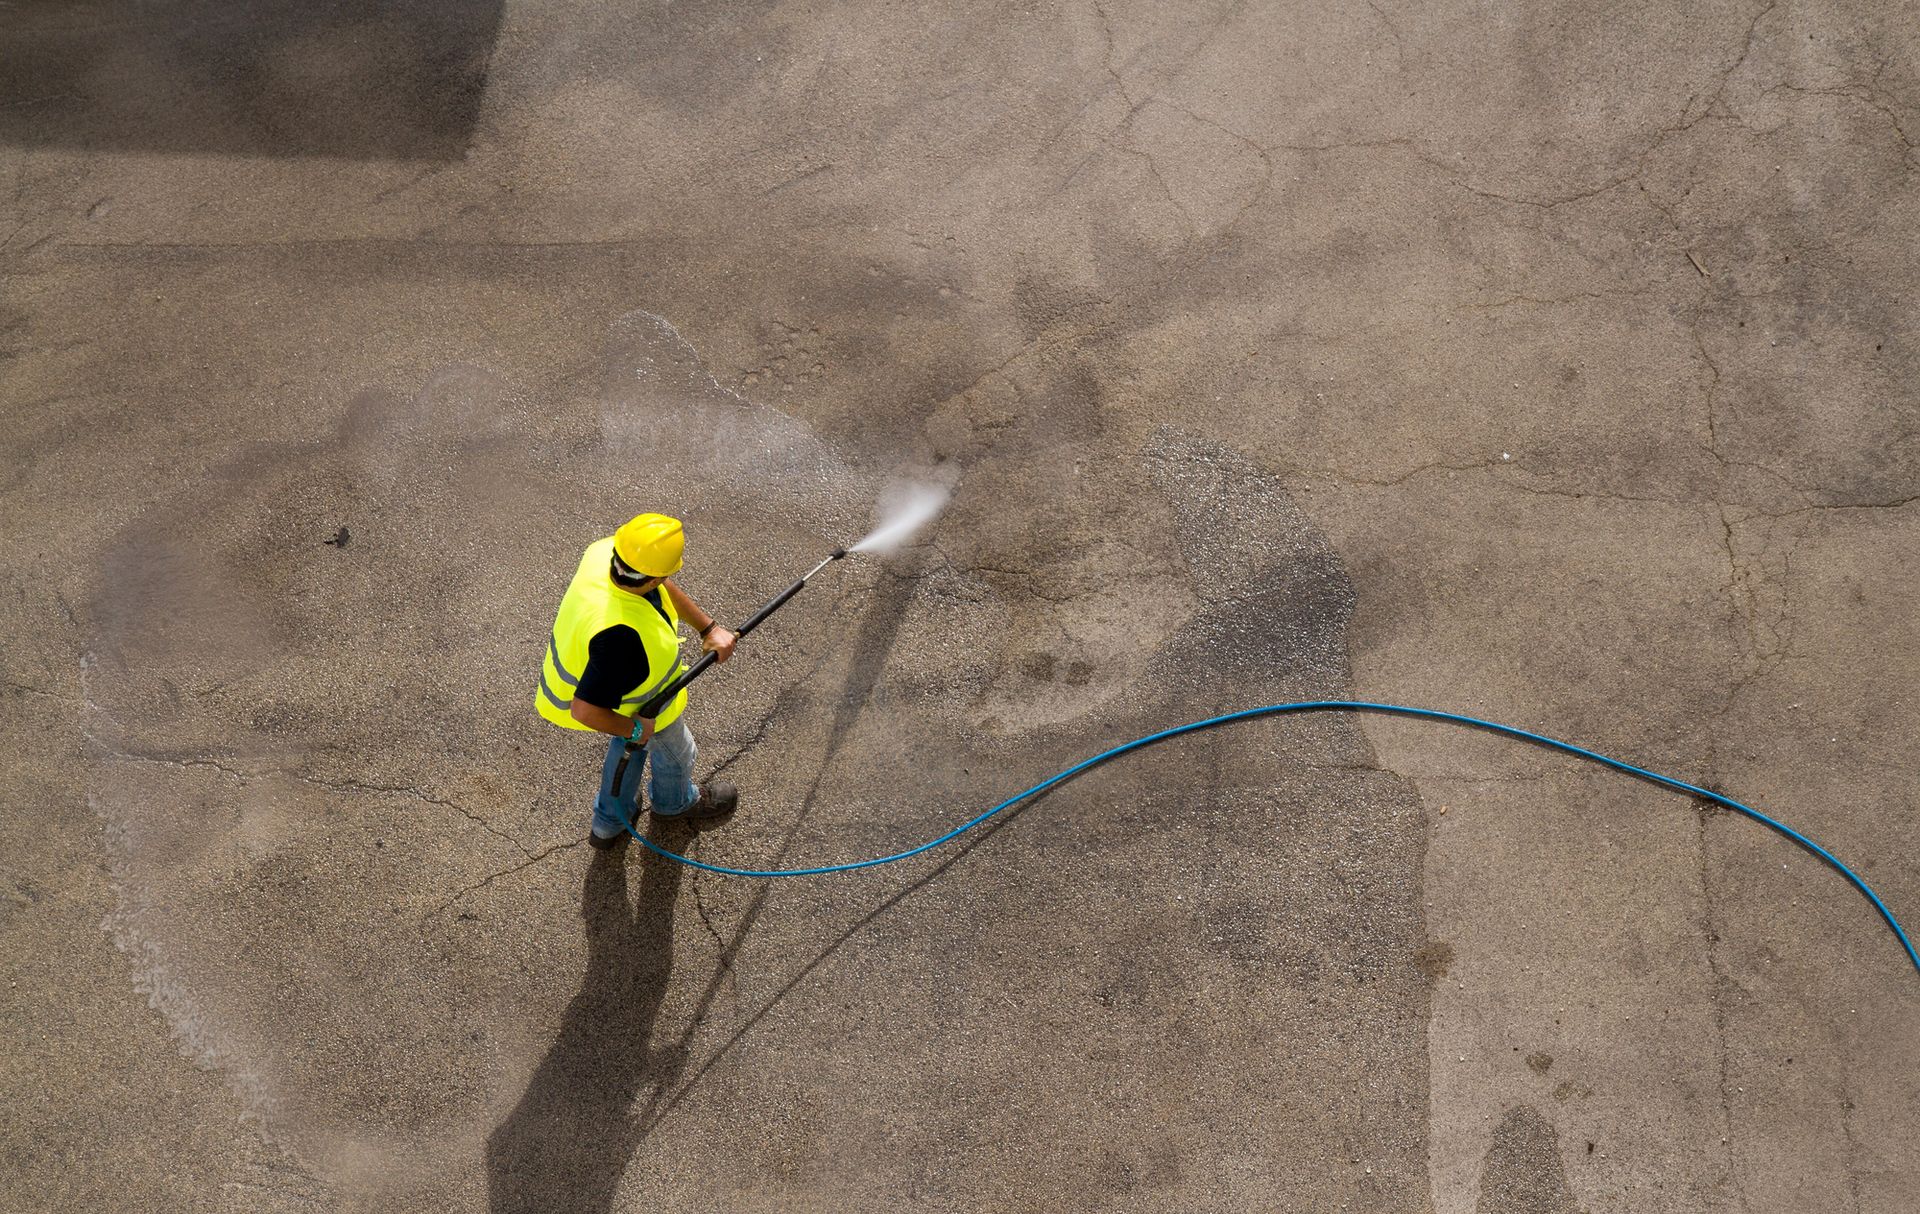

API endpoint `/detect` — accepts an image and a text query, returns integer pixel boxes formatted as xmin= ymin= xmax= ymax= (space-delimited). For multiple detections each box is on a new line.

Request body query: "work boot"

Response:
xmin=587 ymin=825 xmax=630 ymax=851
xmin=681 ymin=780 xmax=738 ymax=822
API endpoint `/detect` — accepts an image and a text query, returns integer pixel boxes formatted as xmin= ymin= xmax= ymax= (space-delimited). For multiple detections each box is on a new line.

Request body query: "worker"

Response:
xmin=536 ymin=513 xmax=740 ymax=848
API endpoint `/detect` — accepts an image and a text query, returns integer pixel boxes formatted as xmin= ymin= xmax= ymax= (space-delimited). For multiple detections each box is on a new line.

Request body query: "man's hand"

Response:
xmin=633 ymin=716 xmax=656 ymax=745
xmin=703 ymin=625 xmax=738 ymax=663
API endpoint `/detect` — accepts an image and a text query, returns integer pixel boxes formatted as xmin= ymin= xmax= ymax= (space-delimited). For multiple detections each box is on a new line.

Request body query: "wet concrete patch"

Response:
xmin=71 ymin=293 xmax=1435 ymax=1207
xmin=1474 ymin=1105 xmax=1580 ymax=1214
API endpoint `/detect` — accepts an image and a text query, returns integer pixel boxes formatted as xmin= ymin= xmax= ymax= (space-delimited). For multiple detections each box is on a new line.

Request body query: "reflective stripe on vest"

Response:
xmin=539 ymin=642 xmax=673 ymax=714
xmin=536 ymin=636 xmax=578 ymax=713
xmin=535 ymin=537 xmax=689 ymax=732
xmin=547 ymin=636 xmax=580 ymax=685
xmin=614 ymin=657 xmax=678 ymax=714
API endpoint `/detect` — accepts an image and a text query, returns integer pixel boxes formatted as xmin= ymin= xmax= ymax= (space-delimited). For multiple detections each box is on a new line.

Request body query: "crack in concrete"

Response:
xmin=690 ymin=873 xmax=728 ymax=952
xmin=1499 ymin=481 xmax=1699 ymax=508
xmin=1694 ymin=0 xmax=1780 ymax=125
xmin=1678 ymin=97 xmax=1807 ymax=1179
xmin=1688 ymin=304 xmax=1730 ymax=485
xmin=963 ymin=563 xmax=1080 ymax=605
xmin=1075 ymin=0 xmax=1304 ymax=243
xmin=1684 ymin=293 xmax=1822 ymax=507
xmin=1757 ymin=494 xmax=1920 ymax=517
xmin=705 ymin=705 xmax=783 ymax=781
xmin=81 ymin=653 xmax=535 ymax=855
xmin=1152 ymin=96 xmax=1278 ymax=240
xmin=925 ymin=537 xmax=1147 ymax=608
xmin=291 ymin=772 xmax=530 ymax=853
xmin=432 ymin=837 xmax=588 ymax=913
xmin=1763 ymin=69 xmax=1916 ymax=164
xmin=1400 ymin=771 xmax=1558 ymax=786
xmin=704 ymin=638 xmax=843 ymax=781
xmin=1710 ymin=509 xmax=1806 ymax=739
xmin=1277 ymin=0 xmax=1782 ymax=216
xmin=1364 ymin=0 xmax=1408 ymax=75
xmin=1088 ymin=1 xmax=1198 ymax=235
xmin=1108 ymin=138 xmax=1199 ymax=234
xmin=1713 ymin=517 xmax=1763 ymax=746
xmin=1451 ymin=168 xmax=1648 ymax=212
xmin=83 ymin=740 xmax=257 ymax=783
xmin=689 ymin=870 xmax=742 ymax=1005
xmin=1461 ymin=290 xmax=1629 ymax=312
xmin=1716 ymin=504 xmax=1756 ymax=657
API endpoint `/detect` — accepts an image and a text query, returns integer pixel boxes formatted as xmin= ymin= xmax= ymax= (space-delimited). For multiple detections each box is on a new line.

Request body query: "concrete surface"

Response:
xmin=3 ymin=1 xmax=1917 ymax=1210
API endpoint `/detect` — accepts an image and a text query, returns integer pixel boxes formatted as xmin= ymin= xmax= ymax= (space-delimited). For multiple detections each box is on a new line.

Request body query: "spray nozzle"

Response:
xmin=830 ymin=547 xmax=848 ymax=560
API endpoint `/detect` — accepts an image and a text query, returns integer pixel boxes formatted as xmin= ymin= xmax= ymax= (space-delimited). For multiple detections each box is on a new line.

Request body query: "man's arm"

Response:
xmin=663 ymin=578 xmax=737 ymax=662
xmin=568 ymin=624 xmax=652 ymax=739
xmin=570 ymin=699 xmax=652 ymax=742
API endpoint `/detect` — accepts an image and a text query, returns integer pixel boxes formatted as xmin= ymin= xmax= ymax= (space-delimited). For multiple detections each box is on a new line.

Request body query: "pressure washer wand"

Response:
xmin=609 ymin=547 xmax=849 ymax=794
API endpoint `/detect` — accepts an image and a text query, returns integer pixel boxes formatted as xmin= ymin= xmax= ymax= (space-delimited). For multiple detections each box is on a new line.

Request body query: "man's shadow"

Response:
xmin=485 ymin=818 xmax=694 ymax=1214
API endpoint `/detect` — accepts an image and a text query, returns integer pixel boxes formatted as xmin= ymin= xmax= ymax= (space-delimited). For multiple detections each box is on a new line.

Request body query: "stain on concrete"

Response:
xmin=1475 ymin=1105 xmax=1581 ymax=1214
xmin=0 ymin=0 xmax=502 ymax=158
xmin=1416 ymin=940 xmax=1458 ymax=984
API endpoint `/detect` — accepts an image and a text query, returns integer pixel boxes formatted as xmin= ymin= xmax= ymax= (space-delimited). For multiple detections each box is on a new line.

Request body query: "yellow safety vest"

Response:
xmin=535 ymin=538 xmax=689 ymax=732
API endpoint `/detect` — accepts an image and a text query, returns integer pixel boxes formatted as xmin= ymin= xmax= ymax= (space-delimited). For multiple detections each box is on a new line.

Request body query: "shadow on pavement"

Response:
xmin=1 ymin=0 xmax=501 ymax=159
xmin=485 ymin=819 xmax=691 ymax=1214
xmin=634 ymin=798 xmax=1037 ymax=1141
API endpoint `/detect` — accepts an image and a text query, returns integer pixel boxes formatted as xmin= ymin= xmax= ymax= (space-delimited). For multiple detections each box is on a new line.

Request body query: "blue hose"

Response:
xmin=620 ymin=700 xmax=1920 ymax=977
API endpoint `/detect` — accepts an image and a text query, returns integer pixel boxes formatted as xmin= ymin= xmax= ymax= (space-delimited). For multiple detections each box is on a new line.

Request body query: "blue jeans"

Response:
xmin=592 ymin=720 xmax=698 ymax=837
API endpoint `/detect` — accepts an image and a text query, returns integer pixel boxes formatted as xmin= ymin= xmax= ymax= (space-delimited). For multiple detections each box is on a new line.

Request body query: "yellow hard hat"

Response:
xmin=613 ymin=513 xmax=685 ymax=578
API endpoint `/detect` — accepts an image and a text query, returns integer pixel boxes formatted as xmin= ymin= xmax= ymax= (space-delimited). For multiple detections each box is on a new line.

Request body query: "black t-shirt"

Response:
xmin=572 ymin=587 xmax=670 ymax=711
